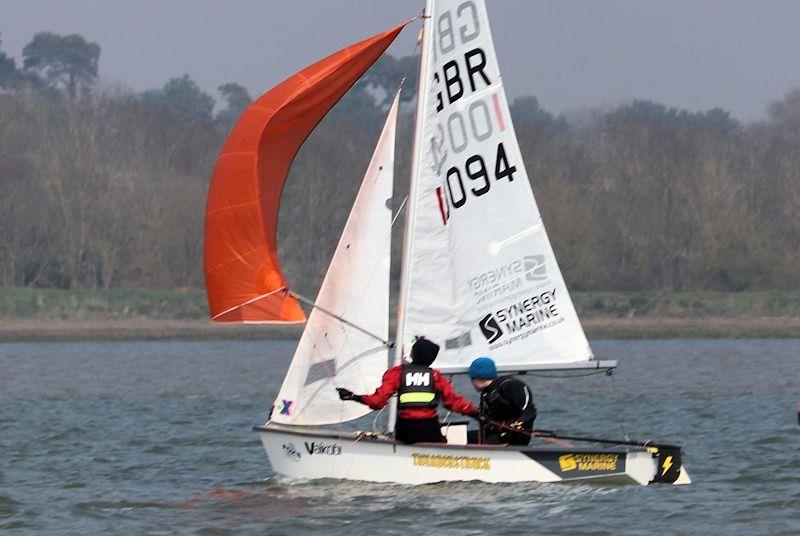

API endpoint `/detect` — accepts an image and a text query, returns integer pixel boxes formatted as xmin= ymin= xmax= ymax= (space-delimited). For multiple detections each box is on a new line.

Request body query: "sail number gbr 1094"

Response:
xmin=428 ymin=64 xmax=518 ymax=212
xmin=430 ymin=96 xmax=519 ymax=212
xmin=428 ymin=84 xmax=519 ymax=214
xmin=445 ymin=142 xmax=516 ymax=209
xmin=427 ymin=0 xmax=518 ymax=214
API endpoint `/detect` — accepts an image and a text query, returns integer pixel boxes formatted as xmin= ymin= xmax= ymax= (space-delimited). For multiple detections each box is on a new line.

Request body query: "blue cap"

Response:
xmin=469 ymin=357 xmax=498 ymax=379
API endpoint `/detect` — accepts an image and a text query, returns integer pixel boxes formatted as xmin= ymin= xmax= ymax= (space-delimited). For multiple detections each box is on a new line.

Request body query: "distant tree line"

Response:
xmin=0 ymin=31 xmax=798 ymax=293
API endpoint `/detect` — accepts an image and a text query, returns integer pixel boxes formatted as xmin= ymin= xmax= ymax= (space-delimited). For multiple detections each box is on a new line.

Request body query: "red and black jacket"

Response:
xmin=358 ymin=364 xmax=477 ymax=420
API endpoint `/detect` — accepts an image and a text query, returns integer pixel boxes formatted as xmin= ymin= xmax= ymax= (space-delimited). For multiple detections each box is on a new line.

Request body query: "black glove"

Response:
xmin=336 ymin=387 xmax=355 ymax=401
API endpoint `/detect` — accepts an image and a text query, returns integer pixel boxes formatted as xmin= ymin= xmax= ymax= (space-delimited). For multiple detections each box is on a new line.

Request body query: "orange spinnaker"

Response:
xmin=204 ymin=23 xmax=407 ymax=323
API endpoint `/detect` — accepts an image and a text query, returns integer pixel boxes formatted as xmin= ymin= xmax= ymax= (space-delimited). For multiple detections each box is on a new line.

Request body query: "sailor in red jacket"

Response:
xmin=337 ymin=338 xmax=478 ymax=444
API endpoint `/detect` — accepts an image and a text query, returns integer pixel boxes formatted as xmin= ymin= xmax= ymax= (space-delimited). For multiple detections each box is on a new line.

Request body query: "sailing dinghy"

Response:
xmin=204 ymin=0 xmax=690 ymax=485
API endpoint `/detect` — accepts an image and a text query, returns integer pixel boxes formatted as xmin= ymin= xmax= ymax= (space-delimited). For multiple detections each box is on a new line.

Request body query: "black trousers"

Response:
xmin=394 ymin=417 xmax=445 ymax=444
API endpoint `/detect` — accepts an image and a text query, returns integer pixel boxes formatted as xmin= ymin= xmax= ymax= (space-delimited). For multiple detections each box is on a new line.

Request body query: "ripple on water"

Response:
xmin=70 ymin=500 xmax=181 ymax=520
xmin=0 ymin=495 xmax=21 ymax=518
xmin=43 ymin=426 xmax=88 ymax=442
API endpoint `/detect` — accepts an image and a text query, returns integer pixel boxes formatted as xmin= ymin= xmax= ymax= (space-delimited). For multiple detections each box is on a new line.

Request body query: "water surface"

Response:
xmin=1 ymin=340 xmax=798 ymax=534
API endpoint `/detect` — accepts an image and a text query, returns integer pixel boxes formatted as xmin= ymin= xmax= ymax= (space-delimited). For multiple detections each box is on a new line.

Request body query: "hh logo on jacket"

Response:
xmin=405 ymin=372 xmax=431 ymax=386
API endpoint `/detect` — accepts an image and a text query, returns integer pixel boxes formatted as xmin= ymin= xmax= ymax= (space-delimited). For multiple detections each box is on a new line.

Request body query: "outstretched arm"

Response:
xmin=340 ymin=367 xmax=401 ymax=410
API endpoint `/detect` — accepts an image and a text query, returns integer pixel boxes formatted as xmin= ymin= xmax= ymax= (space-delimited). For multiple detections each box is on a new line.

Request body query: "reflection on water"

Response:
xmin=1 ymin=339 xmax=798 ymax=534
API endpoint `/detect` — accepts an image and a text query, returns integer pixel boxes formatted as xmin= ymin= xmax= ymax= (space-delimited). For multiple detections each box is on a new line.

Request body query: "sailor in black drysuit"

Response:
xmin=467 ymin=357 xmax=537 ymax=446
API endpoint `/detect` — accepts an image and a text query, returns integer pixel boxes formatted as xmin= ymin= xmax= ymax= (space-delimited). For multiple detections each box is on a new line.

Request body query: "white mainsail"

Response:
xmin=271 ymin=93 xmax=400 ymax=425
xmin=397 ymin=0 xmax=593 ymax=372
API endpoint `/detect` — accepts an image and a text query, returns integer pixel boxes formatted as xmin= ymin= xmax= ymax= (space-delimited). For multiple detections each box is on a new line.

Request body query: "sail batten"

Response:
xmin=204 ymin=23 xmax=406 ymax=324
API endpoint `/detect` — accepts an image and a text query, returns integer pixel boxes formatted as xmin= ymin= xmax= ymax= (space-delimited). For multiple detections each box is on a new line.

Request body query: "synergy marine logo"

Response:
xmin=478 ymin=313 xmax=504 ymax=343
xmin=478 ymin=289 xmax=562 ymax=346
xmin=558 ymin=454 xmax=619 ymax=472
xmin=468 ymin=255 xmax=547 ymax=306
xmin=523 ymin=255 xmax=547 ymax=282
xmin=495 ymin=289 xmax=558 ymax=333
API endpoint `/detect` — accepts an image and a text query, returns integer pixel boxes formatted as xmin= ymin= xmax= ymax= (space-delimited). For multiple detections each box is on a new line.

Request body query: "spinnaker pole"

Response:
xmin=286 ymin=289 xmax=393 ymax=347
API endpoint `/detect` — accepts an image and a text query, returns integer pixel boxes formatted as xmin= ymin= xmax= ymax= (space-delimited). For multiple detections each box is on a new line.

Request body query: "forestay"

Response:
xmin=397 ymin=0 xmax=594 ymax=372
xmin=271 ymin=93 xmax=400 ymax=425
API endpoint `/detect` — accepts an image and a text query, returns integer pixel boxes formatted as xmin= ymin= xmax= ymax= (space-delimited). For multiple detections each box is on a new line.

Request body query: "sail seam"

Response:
xmin=205 ymin=200 xmax=259 ymax=216
xmin=216 ymin=150 xmax=256 ymax=160
xmin=205 ymin=244 xmax=267 ymax=274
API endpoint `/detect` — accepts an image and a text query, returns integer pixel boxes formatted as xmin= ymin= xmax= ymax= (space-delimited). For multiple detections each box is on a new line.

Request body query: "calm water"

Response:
xmin=1 ymin=339 xmax=798 ymax=534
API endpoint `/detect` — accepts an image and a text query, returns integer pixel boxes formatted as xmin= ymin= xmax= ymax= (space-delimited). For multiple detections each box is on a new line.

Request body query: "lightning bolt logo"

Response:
xmin=661 ymin=455 xmax=674 ymax=476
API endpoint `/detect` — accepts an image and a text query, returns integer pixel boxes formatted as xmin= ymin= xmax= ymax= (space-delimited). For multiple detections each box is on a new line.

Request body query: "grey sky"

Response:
xmin=2 ymin=0 xmax=799 ymax=120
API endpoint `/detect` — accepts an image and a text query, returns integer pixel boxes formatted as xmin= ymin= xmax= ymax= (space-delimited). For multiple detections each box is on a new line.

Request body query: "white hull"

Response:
xmin=257 ymin=424 xmax=690 ymax=486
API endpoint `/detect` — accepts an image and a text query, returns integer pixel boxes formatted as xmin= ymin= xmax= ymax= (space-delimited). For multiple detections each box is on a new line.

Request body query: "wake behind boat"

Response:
xmin=203 ymin=0 xmax=689 ymax=486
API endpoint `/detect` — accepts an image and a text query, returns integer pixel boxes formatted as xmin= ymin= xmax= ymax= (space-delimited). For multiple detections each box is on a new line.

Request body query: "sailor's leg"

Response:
xmin=395 ymin=417 xmax=445 ymax=443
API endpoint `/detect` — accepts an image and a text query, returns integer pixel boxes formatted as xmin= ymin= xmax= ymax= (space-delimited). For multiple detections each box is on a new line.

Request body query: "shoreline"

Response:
xmin=1 ymin=316 xmax=799 ymax=342
xmin=0 ymin=319 xmax=301 ymax=342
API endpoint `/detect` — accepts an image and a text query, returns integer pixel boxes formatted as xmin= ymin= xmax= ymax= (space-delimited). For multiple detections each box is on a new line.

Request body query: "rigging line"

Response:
xmin=298 ymin=158 xmax=408 ymax=367
xmin=317 ymin=188 xmax=408 ymax=364
xmin=333 ymin=187 xmax=405 ymax=434
xmin=440 ymin=409 xmax=453 ymax=425
xmin=391 ymin=195 xmax=408 ymax=227
xmin=372 ymin=404 xmax=386 ymax=434
xmin=323 ymin=186 xmax=406 ymax=355
xmin=314 ymin=325 xmax=347 ymax=438
xmin=610 ymin=367 xmax=629 ymax=440
xmin=344 ymin=189 xmax=406 ymax=317
xmin=393 ymin=17 xmax=423 ymax=96
xmin=286 ymin=289 xmax=393 ymax=347
xmin=291 ymin=23 xmax=420 ymax=429
xmin=482 ymin=419 xmax=677 ymax=450
xmin=335 ymin=324 xmax=363 ymax=433
xmin=305 ymin=173 xmax=403 ymax=411
xmin=314 ymin=102 xmax=410 ymax=410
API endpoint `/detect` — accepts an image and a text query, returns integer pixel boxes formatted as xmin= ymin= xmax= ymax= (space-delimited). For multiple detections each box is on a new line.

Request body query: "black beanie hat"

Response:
xmin=411 ymin=338 xmax=440 ymax=366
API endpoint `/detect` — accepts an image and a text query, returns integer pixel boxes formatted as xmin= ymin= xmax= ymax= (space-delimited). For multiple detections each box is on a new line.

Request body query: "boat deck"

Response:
xmin=253 ymin=423 xmax=645 ymax=454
